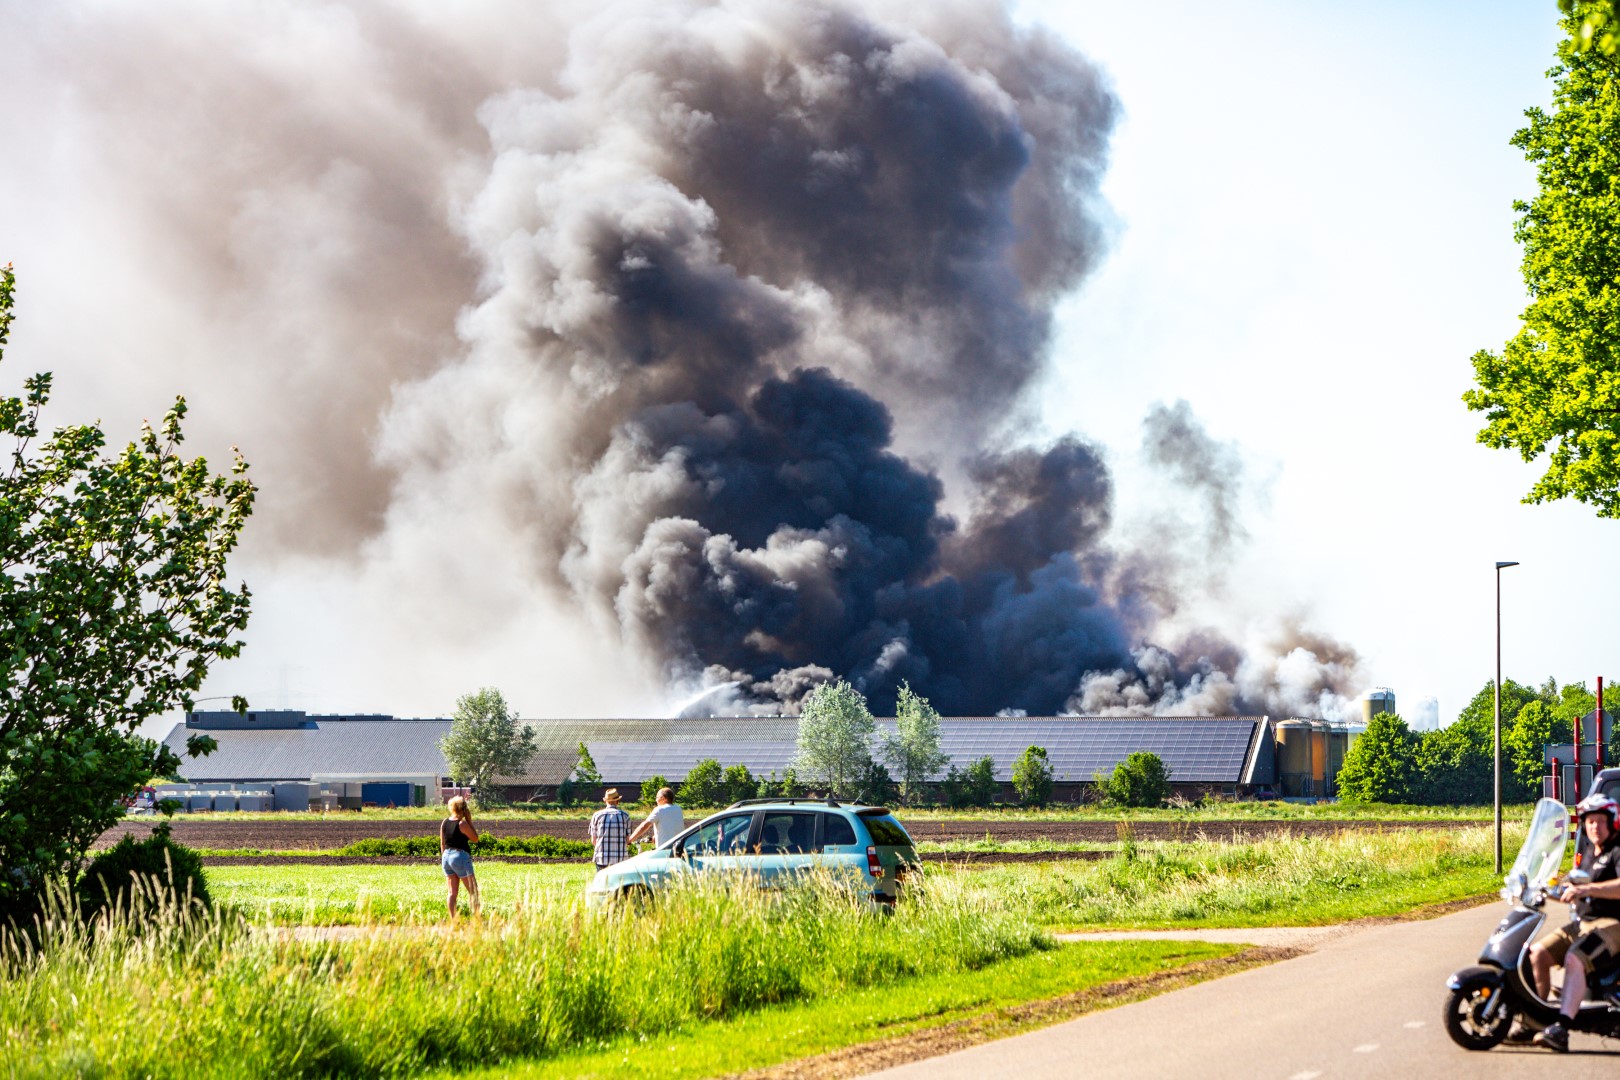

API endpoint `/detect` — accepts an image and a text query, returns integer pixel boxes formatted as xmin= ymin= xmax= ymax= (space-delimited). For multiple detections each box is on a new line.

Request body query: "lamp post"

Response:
xmin=1495 ymin=560 xmax=1519 ymax=875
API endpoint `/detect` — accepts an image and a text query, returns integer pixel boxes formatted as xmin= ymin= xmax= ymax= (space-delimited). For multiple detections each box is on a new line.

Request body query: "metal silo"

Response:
xmin=1309 ymin=721 xmax=1331 ymax=794
xmin=1275 ymin=720 xmax=1312 ymax=796
xmin=1361 ymin=688 xmax=1397 ymax=725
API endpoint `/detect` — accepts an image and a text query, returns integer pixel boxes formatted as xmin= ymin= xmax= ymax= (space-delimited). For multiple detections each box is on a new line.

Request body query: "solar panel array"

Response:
xmin=521 ymin=716 xmax=1263 ymax=784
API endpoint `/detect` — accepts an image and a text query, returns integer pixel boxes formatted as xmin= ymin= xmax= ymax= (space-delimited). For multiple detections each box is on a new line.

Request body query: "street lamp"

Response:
xmin=1495 ymin=560 xmax=1519 ymax=875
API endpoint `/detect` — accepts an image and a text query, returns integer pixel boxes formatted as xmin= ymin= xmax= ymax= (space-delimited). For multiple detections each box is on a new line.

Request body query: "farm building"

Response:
xmin=164 ymin=709 xmax=1291 ymax=803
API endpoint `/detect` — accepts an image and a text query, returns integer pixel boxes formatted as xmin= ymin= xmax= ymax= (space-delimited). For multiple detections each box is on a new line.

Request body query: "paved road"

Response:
xmin=865 ymin=903 xmax=1620 ymax=1079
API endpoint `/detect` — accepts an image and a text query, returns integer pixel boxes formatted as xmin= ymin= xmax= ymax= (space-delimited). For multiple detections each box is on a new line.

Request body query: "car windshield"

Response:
xmin=1509 ymin=797 xmax=1568 ymax=890
xmin=860 ymin=813 xmax=912 ymax=847
xmin=687 ymin=813 xmax=754 ymax=855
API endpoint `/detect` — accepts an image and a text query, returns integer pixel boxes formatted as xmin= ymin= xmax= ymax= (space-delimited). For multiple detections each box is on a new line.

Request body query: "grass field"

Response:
xmin=204 ymin=825 xmax=1507 ymax=927
xmin=435 ymin=938 xmax=1244 ymax=1080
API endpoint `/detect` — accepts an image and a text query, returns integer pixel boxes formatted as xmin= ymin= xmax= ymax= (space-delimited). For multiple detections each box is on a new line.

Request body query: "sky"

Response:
xmin=1013 ymin=0 xmax=1614 ymax=727
xmin=0 ymin=0 xmax=1612 ymax=735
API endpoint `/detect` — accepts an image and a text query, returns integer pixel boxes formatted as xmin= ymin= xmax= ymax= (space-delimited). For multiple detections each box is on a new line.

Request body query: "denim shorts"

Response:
xmin=442 ymin=848 xmax=474 ymax=878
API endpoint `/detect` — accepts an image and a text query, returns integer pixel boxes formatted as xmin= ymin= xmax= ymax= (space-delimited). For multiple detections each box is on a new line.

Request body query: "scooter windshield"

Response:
xmin=1507 ymin=797 xmax=1569 ymax=891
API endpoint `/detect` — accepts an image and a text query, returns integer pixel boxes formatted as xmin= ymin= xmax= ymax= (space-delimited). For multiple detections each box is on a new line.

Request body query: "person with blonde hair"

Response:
xmin=440 ymin=795 xmax=481 ymax=917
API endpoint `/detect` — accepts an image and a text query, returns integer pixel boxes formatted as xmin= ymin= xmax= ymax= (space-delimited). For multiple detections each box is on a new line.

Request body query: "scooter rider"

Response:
xmin=1528 ymin=793 xmax=1620 ymax=1052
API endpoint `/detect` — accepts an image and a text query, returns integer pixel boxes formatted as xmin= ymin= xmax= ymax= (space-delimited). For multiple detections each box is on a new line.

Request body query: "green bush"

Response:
xmin=1096 ymin=752 xmax=1171 ymax=808
xmin=638 ymin=775 xmax=669 ymax=807
xmin=334 ymin=835 xmax=591 ymax=859
xmin=679 ymin=758 xmax=725 ymax=806
xmin=852 ymin=758 xmax=896 ymax=805
xmin=78 ymin=831 xmax=210 ymax=923
xmin=1012 ymin=745 xmax=1054 ymax=807
xmin=722 ymin=763 xmax=756 ymax=805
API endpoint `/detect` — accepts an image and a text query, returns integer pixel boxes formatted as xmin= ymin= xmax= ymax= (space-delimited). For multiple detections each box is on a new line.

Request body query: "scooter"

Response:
xmin=1444 ymin=797 xmax=1620 ymax=1049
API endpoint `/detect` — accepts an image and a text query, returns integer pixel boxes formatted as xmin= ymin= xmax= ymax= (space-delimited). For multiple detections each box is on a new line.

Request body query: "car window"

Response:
xmin=759 ymin=812 xmax=817 ymax=855
xmin=687 ymin=813 xmax=754 ymax=855
xmin=861 ymin=813 xmax=912 ymax=847
xmin=822 ymin=814 xmax=857 ymax=847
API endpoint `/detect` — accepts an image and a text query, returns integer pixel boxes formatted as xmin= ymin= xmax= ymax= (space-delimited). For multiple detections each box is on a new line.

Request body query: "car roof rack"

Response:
xmin=724 ymin=796 xmax=843 ymax=809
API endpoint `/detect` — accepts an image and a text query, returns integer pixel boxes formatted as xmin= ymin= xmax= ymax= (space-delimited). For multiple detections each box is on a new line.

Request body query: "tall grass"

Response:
xmin=2 ymin=870 xmax=1044 ymax=1078
xmin=947 ymin=825 xmax=1510 ymax=927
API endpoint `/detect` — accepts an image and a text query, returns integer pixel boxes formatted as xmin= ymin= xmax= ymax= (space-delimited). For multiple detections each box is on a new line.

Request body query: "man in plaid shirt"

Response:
xmin=588 ymin=789 xmax=632 ymax=869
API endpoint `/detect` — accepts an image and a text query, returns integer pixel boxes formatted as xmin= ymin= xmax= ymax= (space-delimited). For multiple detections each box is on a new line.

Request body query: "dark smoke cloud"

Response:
xmin=1 ymin=0 xmax=1366 ymax=719
xmin=1142 ymin=399 xmax=1247 ymax=555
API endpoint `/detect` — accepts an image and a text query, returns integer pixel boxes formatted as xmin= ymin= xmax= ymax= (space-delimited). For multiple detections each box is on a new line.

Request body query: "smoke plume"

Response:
xmin=0 ymin=0 xmax=1364 ymax=719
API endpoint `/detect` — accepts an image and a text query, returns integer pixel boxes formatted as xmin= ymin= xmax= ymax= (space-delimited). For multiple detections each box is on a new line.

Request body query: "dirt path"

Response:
xmin=103 ymin=816 xmax=1482 ymax=851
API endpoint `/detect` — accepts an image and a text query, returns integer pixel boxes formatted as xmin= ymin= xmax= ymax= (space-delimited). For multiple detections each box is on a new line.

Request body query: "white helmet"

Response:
xmin=1576 ymin=793 xmax=1619 ymax=823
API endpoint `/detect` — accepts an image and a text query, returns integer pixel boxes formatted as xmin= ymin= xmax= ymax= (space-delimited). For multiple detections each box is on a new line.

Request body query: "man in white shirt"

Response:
xmin=628 ymin=786 xmax=684 ymax=848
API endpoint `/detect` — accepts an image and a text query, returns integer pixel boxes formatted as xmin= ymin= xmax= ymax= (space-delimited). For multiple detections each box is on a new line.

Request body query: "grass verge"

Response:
xmin=944 ymin=825 xmax=1509 ymax=929
xmin=430 ymin=939 xmax=1253 ymax=1080
xmin=2 ymin=872 xmax=1050 ymax=1078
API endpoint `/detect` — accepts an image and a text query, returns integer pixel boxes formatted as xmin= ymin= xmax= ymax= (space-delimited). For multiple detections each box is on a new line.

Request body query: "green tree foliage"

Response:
xmin=437 ymin=688 xmax=536 ymax=802
xmin=1096 ymin=752 xmax=1171 ymax=808
xmin=1464 ymin=11 xmax=1620 ymax=516
xmin=1337 ymin=714 xmax=1420 ymax=803
xmin=572 ymin=742 xmax=602 ymax=786
xmin=882 ymin=682 xmax=950 ymax=805
xmin=678 ymin=758 xmax=725 ymax=806
xmin=794 ymin=679 xmax=875 ymax=798
xmin=722 ymin=763 xmax=756 ymax=805
xmin=1012 ymin=745 xmax=1054 ymax=807
xmin=77 ymin=829 xmax=210 ymax=923
xmin=851 ymin=758 xmax=896 ymax=805
xmin=1562 ymin=0 xmax=1620 ymax=55
xmin=0 ymin=265 xmax=252 ymax=912
xmin=963 ymin=756 xmax=999 ymax=807
xmin=637 ymin=775 xmax=668 ymax=807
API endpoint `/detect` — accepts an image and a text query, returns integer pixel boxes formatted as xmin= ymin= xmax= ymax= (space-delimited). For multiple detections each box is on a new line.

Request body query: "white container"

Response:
xmin=212 ymin=793 xmax=238 ymax=812
xmin=237 ymin=794 xmax=272 ymax=812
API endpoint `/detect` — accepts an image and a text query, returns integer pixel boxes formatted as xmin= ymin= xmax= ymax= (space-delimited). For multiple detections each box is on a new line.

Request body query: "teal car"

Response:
xmin=584 ymin=798 xmax=919 ymax=910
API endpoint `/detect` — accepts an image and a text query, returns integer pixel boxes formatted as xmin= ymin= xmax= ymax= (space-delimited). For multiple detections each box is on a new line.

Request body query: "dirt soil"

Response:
xmin=101 ymin=816 xmax=1477 ymax=852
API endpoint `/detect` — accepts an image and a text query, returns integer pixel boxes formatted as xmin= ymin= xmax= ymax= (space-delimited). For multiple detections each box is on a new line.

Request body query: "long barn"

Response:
xmin=166 ymin=710 xmax=1281 ymax=803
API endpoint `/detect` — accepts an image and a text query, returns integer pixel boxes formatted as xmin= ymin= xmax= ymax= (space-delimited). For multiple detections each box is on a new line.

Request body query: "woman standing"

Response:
xmin=440 ymin=795 xmax=481 ymax=917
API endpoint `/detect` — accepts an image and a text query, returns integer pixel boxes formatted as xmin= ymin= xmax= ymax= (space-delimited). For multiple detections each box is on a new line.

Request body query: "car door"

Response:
xmin=681 ymin=811 xmax=759 ymax=881
xmin=755 ymin=811 xmax=819 ymax=888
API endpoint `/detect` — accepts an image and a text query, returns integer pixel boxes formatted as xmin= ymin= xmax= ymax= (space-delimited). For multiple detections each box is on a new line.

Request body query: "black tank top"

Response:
xmin=442 ymin=818 xmax=471 ymax=852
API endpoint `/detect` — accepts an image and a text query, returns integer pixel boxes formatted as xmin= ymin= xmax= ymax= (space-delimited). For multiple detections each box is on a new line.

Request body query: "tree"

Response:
xmin=572 ymin=742 xmax=602 ymax=786
xmin=1562 ymin=0 xmax=1620 ymax=55
xmin=0 ymin=264 xmax=253 ymax=913
xmin=437 ymin=688 xmax=536 ymax=803
xmin=882 ymin=682 xmax=950 ymax=805
xmin=1095 ymin=752 xmax=1171 ymax=808
xmin=638 ymin=775 xmax=668 ymax=807
xmin=851 ymin=758 xmax=896 ymax=805
xmin=1463 ymin=10 xmax=1620 ymax=517
xmin=722 ymin=763 xmax=756 ymax=805
xmin=795 ymin=679 xmax=876 ymax=798
xmin=679 ymin=758 xmax=725 ymax=806
xmin=1012 ymin=745 xmax=1054 ymax=807
xmin=963 ymin=755 xmax=999 ymax=807
xmin=1336 ymin=713 xmax=1418 ymax=803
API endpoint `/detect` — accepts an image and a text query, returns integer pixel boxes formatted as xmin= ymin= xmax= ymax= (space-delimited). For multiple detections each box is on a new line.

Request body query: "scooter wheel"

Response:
xmin=1443 ymin=971 xmax=1513 ymax=1050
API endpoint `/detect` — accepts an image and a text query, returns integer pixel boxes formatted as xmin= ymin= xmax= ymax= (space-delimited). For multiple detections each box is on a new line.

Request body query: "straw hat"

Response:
xmin=603 ymin=788 xmax=622 ymax=803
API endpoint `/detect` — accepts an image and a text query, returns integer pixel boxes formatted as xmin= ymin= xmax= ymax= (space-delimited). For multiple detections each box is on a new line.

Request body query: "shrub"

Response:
xmin=638 ymin=775 xmax=669 ymax=807
xmin=851 ymin=759 xmax=896 ymax=805
xmin=1012 ymin=745 xmax=1054 ymax=807
xmin=77 ymin=831 xmax=210 ymax=923
xmin=333 ymin=835 xmax=591 ymax=859
xmin=678 ymin=759 xmax=725 ymax=806
xmin=722 ymin=764 xmax=756 ymax=805
xmin=1096 ymin=752 xmax=1171 ymax=807
xmin=964 ymin=756 xmax=999 ymax=807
